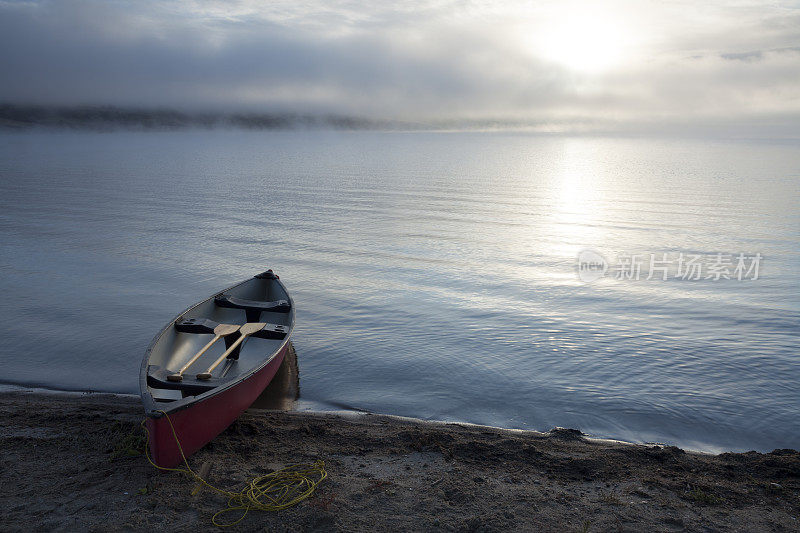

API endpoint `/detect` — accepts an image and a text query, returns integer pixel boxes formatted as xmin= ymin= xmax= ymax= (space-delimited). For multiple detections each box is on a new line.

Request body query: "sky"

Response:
xmin=0 ymin=0 xmax=799 ymax=134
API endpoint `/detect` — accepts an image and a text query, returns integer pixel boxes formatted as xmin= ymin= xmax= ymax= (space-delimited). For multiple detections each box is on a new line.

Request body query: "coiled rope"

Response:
xmin=142 ymin=411 xmax=327 ymax=527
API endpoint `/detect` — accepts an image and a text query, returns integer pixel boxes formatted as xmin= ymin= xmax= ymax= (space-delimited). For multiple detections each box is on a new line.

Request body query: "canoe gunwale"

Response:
xmin=139 ymin=272 xmax=295 ymax=419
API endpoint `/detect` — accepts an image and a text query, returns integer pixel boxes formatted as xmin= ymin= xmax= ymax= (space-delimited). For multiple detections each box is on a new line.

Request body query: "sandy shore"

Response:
xmin=0 ymin=392 xmax=798 ymax=532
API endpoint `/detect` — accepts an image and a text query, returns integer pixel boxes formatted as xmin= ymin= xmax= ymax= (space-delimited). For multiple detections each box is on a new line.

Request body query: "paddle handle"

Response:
xmin=197 ymin=333 xmax=248 ymax=379
xmin=168 ymin=334 xmax=226 ymax=381
xmin=176 ymin=334 xmax=222 ymax=376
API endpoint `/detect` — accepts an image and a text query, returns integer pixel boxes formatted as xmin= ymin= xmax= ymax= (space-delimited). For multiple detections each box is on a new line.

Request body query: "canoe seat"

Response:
xmin=174 ymin=317 xmax=219 ymax=335
xmin=214 ymin=294 xmax=291 ymax=322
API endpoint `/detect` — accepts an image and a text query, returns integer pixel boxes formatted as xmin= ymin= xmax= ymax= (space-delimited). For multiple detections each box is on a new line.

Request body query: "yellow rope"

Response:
xmin=142 ymin=411 xmax=327 ymax=527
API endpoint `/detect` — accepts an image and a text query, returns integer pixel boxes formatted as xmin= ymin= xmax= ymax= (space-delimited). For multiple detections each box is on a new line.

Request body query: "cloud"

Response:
xmin=720 ymin=46 xmax=800 ymax=62
xmin=0 ymin=0 xmax=798 ymax=134
xmin=721 ymin=51 xmax=764 ymax=62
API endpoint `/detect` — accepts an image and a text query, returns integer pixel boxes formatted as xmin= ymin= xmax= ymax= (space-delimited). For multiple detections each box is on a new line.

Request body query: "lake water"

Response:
xmin=1 ymin=130 xmax=798 ymax=453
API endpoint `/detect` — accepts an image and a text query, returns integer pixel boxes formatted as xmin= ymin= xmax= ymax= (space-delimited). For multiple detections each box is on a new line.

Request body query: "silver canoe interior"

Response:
xmin=145 ymin=275 xmax=293 ymax=403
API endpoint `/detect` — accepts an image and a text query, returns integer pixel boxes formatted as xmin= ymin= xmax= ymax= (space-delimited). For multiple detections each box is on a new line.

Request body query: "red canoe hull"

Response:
xmin=146 ymin=344 xmax=288 ymax=468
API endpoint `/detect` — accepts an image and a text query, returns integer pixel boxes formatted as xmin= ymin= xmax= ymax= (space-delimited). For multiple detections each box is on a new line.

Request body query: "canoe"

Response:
xmin=140 ymin=269 xmax=295 ymax=467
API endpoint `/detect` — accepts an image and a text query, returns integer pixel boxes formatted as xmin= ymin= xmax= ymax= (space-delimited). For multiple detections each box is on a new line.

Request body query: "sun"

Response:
xmin=537 ymin=15 xmax=626 ymax=73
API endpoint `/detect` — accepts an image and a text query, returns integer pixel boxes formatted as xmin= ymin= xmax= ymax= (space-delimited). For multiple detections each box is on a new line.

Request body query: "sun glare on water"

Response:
xmin=537 ymin=14 xmax=627 ymax=73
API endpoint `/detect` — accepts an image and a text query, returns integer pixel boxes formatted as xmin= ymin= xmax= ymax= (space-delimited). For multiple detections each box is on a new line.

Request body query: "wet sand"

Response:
xmin=0 ymin=392 xmax=798 ymax=532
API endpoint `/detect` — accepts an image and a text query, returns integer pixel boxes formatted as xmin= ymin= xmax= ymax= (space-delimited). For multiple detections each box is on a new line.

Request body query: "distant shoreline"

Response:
xmin=0 ymin=103 xmax=548 ymax=133
xmin=3 ymin=105 xmax=799 ymax=139
xmin=0 ymin=103 xmax=386 ymax=131
xmin=1 ymin=391 xmax=797 ymax=531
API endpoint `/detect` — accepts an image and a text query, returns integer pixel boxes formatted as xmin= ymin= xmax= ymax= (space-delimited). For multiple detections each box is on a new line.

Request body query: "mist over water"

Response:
xmin=0 ymin=130 xmax=798 ymax=453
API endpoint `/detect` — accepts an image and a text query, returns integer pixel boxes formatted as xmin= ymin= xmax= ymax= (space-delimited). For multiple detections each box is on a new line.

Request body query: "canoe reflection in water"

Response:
xmin=249 ymin=342 xmax=300 ymax=411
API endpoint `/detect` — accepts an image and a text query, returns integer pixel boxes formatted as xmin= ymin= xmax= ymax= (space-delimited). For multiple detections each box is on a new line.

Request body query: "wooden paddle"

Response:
xmin=196 ymin=322 xmax=266 ymax=380
xmin=167 ymin=323 xmax=241 ymax=382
